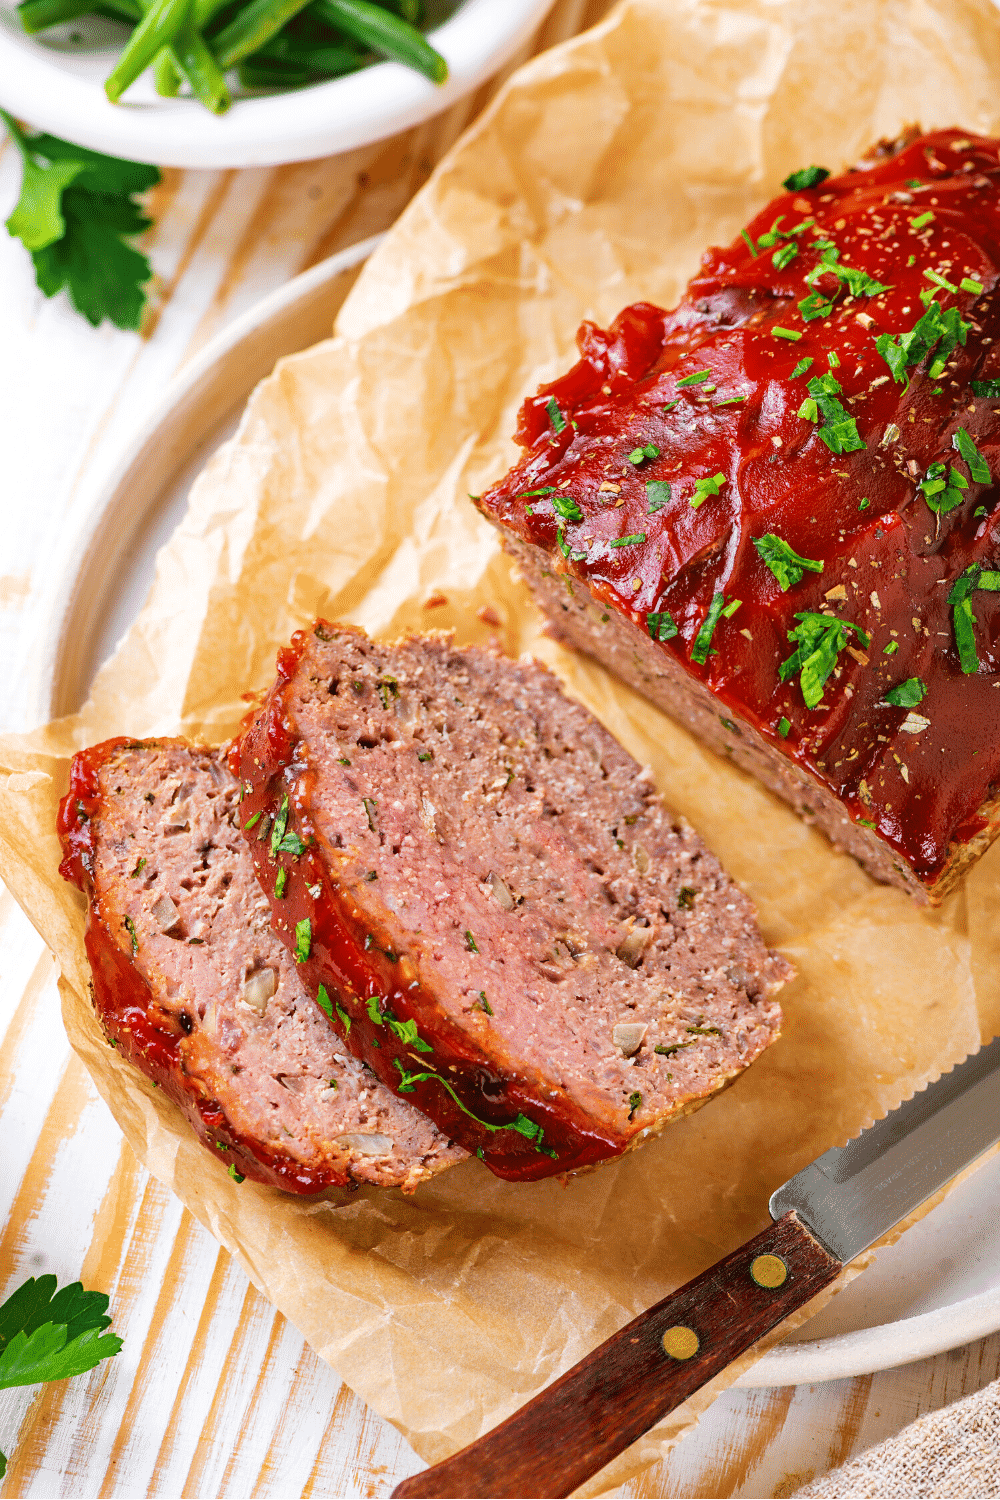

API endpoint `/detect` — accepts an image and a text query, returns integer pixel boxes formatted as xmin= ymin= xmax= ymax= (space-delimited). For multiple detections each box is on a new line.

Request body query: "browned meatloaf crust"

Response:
xmin=57 ymin=739 xmax=466 ymax=1194
xmin=234 ymin=623 xmax=789 ymax=1182
xmin=475 ymin=129 xmax=1000 ymax=904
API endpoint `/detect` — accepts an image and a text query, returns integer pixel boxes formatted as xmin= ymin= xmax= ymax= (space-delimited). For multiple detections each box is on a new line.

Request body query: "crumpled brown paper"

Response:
xmin=5 ymin=0 xmax=1000 ymax=1492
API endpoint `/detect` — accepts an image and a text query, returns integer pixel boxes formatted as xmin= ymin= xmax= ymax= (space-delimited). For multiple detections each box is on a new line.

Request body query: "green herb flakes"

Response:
xmin=753 ymin=533 xmax=824 ymax=590
xmin=228 ymin=1164 xmax=245 ymax=1183
xmin=475 ymin=991 xmax=493 ymax=1016
xmin=552 ymin=492 xmax=583 ymax=522
xmin=691 ymin=593 xmax=727 ymax=664
xmin=608 ymin=532 xmax=646 ymax=549
xmin=628 ymin=1091 xmax=642 ymax=1120
xmin=546 ymin=398 xmax=567 ymax=434
xmin=779 ymin=612 xmax=870 ymax=709
xmin=948 ymin=564 xmax=1000 ymax=673
xmin=676 ymin=369 xmax=712 ymax=388
xmin=662 ymin=400 xmax=680 ymax=413
xmin=923 ymin=268 xmax=959 ymax=295
xmin=269 ymin=795 xmax=289 ymax=855
xmin=972 ymin=380 xmax=1000 ymax=397
xmin=798 ymin=397 xmax=819 ymax=422
xmin=363 ymin=796 xmax=378 ymax=831
xmin=804 ymin=373 xmax=866 ymax=454
xmin=859 ymin=497 xmax=871 ymax=510
xmin=782 ymin=165 xmax=830 ymax=190
xmin=366 ymin=995 xmax=384 ymax=1026
xmin=465 ymin=930 xmax=479 ymax=953
xmin=918 ymin=461 xmax=968 ymax=515
xmin=953 ymin=428 xmax=991 ymax=484
xmin=124 ymin=915 xmax=138 ymax=955
xmin=392 ymin=1060 xmax=555 ymax=1156
xmin=721 ymin=598 xmax=742 ymax=619
xmin=129 ymin=857 xmax=146 ymax=878
xmin=516 ymin=487 xmax=555 ymax=499
xmin=316 ymin=984 xmax=334 ymax=1021
xmin=772 ymin=325 xmax=802 ymax=340
xmin=877 ymin=300 xmax=970 ymax=384
xmin=274 ymin=869 xmax=287 ymax=899
xmin=690 ymin=472 xmax=727 ymax=509
xmin=294 ymin=918 xmax=311 ymax=964
xmin=677 ymin=887 xmax=696 ymax=909
xmin=628 ymin=443 xmax=660 ymax=465
xmin=777 ymin=717 xmax=791 ymax=738
xmin=798 ymin=292 xmax=835 ymax=322
xmin=884 ymin=677 xmax=927 ymax=708
xmin=714 ymin=394 xmax=747 ymax=408
xmin=884 ymin=640 xmax=899 ymax=655
xmin=791 ymin=357 xmax=814 ymax=379
xmin=741 ymin=229 xmax=758 ymax=257
xmin=418 ymin=750 xmax=433 ymax=763
xmin=647 ymin=610 xmax=679 ymax=642
xmin=911 ymin=210 xmax=935 ymax=229
xmin=647 ymin=480 xmax=672 ymax=513
xmin=772 ymin=242 xmax=799 ymax=270
xmin=335 ymin=1001 xmax=351 ymax=1034
xmin=859 ymin=817 xmax=876 ymax=829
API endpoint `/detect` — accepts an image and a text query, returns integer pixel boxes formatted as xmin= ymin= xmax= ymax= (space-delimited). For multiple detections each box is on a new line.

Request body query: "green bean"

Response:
xmin=309 ymin=0 xmax=446 ymax=82
xmin=18 ymin=0 xmax=101 ymax=32
xmin=255 ymin=36 xmax=362 ymax=73
xmin=96 ymin=0 xmax=145 ymax=18
xmin=154 ymin=48 xmax=182 ymax=92
xmin=192 ymin=0 xmax=233 ymax=31
xmin=172 ymin=18 xmax=231 ymax=110
xmin=211 ymin=0 xmax=312 ymax=68
xmin=104 ymin=0 xmax=191 ymax=101
xmin=238 ymin=57 xmax=311 ymax=86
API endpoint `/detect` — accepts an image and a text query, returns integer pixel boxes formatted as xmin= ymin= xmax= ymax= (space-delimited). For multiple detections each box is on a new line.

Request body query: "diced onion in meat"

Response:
xmin=612 ymin=1021 xmax=647 ymax=1056
xmin=335 ymin=1132 xmax=393 ymax=1156
xmin=616 ymin=926 xmax=651 ymax=968
xmin=151 ymin=895 xmax=181 ymax=932
xmin=243 ymin=968 xmax=277 ymax=1013
xmin=633 ymin=844 xmax=650 ymax=875
xmin=488 ymin=871 xmax=515 ymax=910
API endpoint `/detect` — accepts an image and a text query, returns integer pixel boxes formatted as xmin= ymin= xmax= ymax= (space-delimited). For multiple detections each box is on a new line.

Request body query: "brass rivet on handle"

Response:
xmin=750 ymin=1253 xmax=788 ymax=1289
xmin=661 ymin=1325 xmax=700 ymax=1360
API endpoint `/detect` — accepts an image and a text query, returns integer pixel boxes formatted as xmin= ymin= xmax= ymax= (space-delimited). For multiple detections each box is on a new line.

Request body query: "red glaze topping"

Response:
xmin=479 ymin=130 xmax=1000 ymax=886
xmin=58 ymin=739 xmax=357 ymax=1195
xmin=234 ymin=625 xmax=627 ymax=1181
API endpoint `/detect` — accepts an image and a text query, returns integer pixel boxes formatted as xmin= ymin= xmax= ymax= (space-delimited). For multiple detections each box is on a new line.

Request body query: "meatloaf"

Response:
xmin=57 ymin=739 xmax=466 ymax=1193
xmin=234 ymin=624 xmax=788 ymax=1181
xmin=475 ymin=128 xmax=1000 ymax=904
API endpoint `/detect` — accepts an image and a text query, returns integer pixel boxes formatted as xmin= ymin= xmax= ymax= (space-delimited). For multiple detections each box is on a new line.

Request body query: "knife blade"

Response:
xmin=392 ymin=1036 xmax=1000 ymax=1500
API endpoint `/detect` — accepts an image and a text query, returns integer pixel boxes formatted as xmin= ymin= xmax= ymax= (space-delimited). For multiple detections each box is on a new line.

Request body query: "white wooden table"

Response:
xmin=2 ymin=13 xmax=999 ymax=1491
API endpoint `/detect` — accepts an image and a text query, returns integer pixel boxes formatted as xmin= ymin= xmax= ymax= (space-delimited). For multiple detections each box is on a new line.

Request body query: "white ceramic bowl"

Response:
xmin=0 ymin=0 xmax=556 ymax=167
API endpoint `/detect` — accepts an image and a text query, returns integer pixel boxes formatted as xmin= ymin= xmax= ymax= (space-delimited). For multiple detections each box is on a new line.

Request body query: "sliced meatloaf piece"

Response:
xmin=234 ymin=623 xmax=789 ymax=1182
xmin=57 ymin=739 xmax=466 ymax=1194
xmin=475 ymin=128 xmax=1000 ymax=904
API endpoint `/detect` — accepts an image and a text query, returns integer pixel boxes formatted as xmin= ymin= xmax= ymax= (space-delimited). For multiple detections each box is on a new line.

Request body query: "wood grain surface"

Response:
xmin=2 ymin=4 xmax=1000 ymax=1491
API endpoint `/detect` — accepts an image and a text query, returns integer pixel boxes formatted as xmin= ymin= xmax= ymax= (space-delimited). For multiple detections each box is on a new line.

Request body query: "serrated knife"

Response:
xmin=393 ymin=1035 xmax=1000 ymax=1500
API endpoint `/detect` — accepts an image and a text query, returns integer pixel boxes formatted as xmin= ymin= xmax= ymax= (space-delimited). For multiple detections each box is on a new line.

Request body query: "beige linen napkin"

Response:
xmin=795 ymin=1377 xmax=1000 ymax=1499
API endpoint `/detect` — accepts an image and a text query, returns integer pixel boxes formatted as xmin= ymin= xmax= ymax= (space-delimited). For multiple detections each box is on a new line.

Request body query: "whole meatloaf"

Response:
xmin=234 ymin=624 xmax=788 ymax=1182
xmin=475 ymin=128 xmax=1000 ymax=904
xmin=57 ymin=739 xmax=466 ymax=1193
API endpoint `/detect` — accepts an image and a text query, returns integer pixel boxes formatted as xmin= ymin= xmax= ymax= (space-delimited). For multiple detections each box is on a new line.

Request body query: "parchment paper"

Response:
xmin=6 ymin=0 xmax=1000 ymax=1491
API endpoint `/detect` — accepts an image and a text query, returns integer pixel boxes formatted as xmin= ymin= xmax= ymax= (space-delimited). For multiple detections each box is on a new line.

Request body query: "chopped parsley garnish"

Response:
xmin=316 ymin=984 xmax=334 ymax=1021
xmin=418 ymin=751 xmax=433 ymax=762
xmin=662 ymin=400 xmax=680 ymax=412
xmin=294 ymin=918 xmax=311 ymax=964
xmin=516 ymin=487 xmax=555 ymax=498
xmin=609 ymin=533 xmax=646 ymax=547
xmin=918 ymin=461 xmax=968 ymax=515
xmin=476 ymin=991 xmax=493 ymax=1016
xmin=923 ymin=268 xmax=959 ymax=295
xmin=859 ymin=817 xmax=876 ymax=830
xmin=741 ymin=229 xmax=758 ymax=257
xmin=545 ymin=398 xmax=567 ymax=434
xmin=270 ymin=795 xmax=289 ymax=855
xmin=884 ymin=640 xmax=899 ymax=655
xmin=772 ymin=326 xmax=802 ymax=340
xmin=243 ymin=811 xmax=261 ymax=831
xmin=883 ymin=677 xmax=927 ymax=708
xmin=676 ymin=369 xmax=712 ymax=387
xmin=465 ymin=930 xmax=479 ymax=953
xmin=827 ymin=351 xmax=840 ymax=369
xmin=366 ymin=995 xmax=384 ymax=1025
xmin=802 ymin=373 xmax=865 ymax=453
xmin=911 ymin=210 xmax=935 ymax=229
xmin=779 ymin=612 xmax=870 ymax=709
xmin=806 ymin=244 xmax=890 ymax=299
xmin=876 ymin=300 xmax=970 ymax=383
xmin=278 ymin=830 xmax=305 ymax=857
xmin=691 ymin=593 xmax=728 ymax=664
xmin=552 ymin=492 xmax=583 ymax=522
xmin=782 ymin=165 xmax=830 ymax=191
xmin=953 ymin=428 xmax=991 ymax=483
xmin=392 ymin=1060 xmax=556 ymax=1156
xmin=628 ymin=443 xmax=660 ymax=464
xmin=628 ymin=1091 xmax=642 ymax=1119
xmin=646 ymin=480 xmax=672 ymax=513
xmin=791 ymin=357 xmax=814 ymax=379
xmin=772 ymin=243 xmax=799 ymax=270
xmin=677 ymin=887 xmax=696 ymax=909
xmin=129 ymin=857 xmax=146 ymax=878
xmin=972 ymin=380 xmax=1000 ymax=398
xmin=647 ymin=611 xmax=679 ymax=642
xmin=961 ymin=277 xmax=985 ymax=295
xmin=798 ymin=291 xmax=835 ymax=322
xmin=274 ymin=869 xmax=287 ymax=899
xmin=690 ymin=472 xmax=727 ymax=509
xmin=714 ymin=395 xmax=747 ymax=407
xmin=753 ymin=533 xmax=824 ymax=590
xmin=363 ymin=797 xmax=378 ymax=831
xmin=335 ymin=1001 xmax=351 ymax=1033
xmin=948 ymin=564 xmax=1000 ymax=673
xmin=228 ymin=1164 xmax=245 ymax=1183
xmin=124 ymin=916 xmax=138 ymax=955
xmin=859 ymin=497 xmax=870 ymax=510
xmin=721 ymin=599 xmax=742 ymax=618
xmin=777 ymin=717 xmax=791 ymax=738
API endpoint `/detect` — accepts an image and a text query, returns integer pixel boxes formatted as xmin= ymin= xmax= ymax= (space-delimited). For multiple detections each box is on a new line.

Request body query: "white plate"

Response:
xmin=31 ymin=241 xmax=1000 ymax=1389
xmin=0 ymin=0 xmax=555 ymax=168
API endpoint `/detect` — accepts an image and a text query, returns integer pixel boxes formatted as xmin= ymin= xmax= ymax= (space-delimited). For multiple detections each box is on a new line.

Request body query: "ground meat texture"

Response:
xmin=234 ymin=624 xmax=788 ymax=1182
xmin=474 ymin=129 xmax=1000 ymax=904
xmin=57 ymin=740 xmax=466 ymax=1194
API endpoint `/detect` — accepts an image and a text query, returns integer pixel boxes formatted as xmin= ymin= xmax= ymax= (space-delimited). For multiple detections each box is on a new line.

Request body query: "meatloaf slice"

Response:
xmin=234 ymin=623 xmax=789 ymax=1182
xmin=57 ymin=739 xmax=466 ymax=1194
xmin=474 ymin=128 xmax=1000 ymax=904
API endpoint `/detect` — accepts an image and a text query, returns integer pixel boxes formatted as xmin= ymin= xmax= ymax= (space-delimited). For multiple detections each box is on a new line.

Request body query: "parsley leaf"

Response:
xmin=391 ymin=1060 xmax=556 ymax=1156
xmin=876 ymin=300 xmax=970 ymax=384
xmin=783 ymin=165 xmax=830 ymax=191
xmin=294 ymin=918 xmax=311 ymax=964
xmin=609 ymin=532 xmax=646 ymax=547
xmin=691 ymin=593 xmax=728 ymax=664
xmin=772 ymin=242 xmax=799 ymax=270
xmin=948 ymin=564 xmax=1000 ymax=673
xmin=2 ymin=112 xmax=159 ymax=330
xmin=791 ymin=357 xmax=814 ymax=379
xmin=270 ymin=795 xmax=290 ymax=855
xmin=676 ymin=369 xmax=712 ymax=387
xmin=798 ymin=291 xmax=835 ymax=321
xmin=806 ymin=244 xmax=890 ymax=299
xmin=883 ymin=677 xmax=927 ymax=708
xmin=972 ymin=380 xmax=1000 ymax=398
xmin=646 ymin=480 xmax=672 ymax=513
xmin=545 ymin=398 xmax=567 ymax=434
xmin=690 ymin=472 xmax=727 ymax=509
xmin=647 ymin=610 xmax=679 ymax=642
xmin=754 ymin=533 xmax=824 ymax=590
xmin=804 ymin=373 xmax=866 ymax=453
xmin=552 ymin=492 xmax=583 ymax=522
xmin=953 ymin=428 xmax=991 ymax=484
xmin=779 ymin=612 xmax=870 ymax=708
xmin=918 ymin=461 xmax=968 ymax=515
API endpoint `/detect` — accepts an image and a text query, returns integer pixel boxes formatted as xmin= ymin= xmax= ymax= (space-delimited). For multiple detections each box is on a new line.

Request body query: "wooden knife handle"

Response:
xmin=392 ymin=1211 xmax=841 ymax=1499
